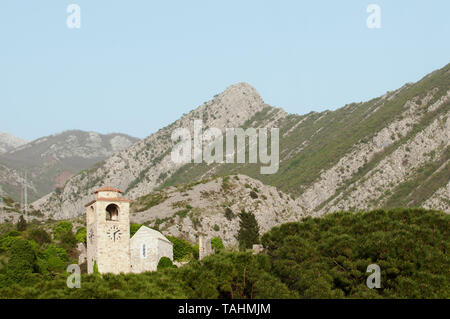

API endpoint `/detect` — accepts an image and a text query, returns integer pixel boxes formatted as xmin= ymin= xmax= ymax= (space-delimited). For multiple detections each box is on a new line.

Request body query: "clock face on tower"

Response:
xmin=106 ymin=225 xmax=122 ymax=242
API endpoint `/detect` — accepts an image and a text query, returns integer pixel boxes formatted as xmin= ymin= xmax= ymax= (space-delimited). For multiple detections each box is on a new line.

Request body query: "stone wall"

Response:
xmin=199 ymin=235 xmax=212 ymax=260
xmin=130 ymin=226 xmax=173 ymax=273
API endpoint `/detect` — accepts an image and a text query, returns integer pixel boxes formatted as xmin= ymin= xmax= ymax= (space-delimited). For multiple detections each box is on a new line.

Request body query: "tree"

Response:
xmin=224 ymin=207 xmax=235 ymax=220
xmin=157 ymin=257 xmax=176 ymax=270
xmin=53 ymin=221 xmax=73 ymax=240
xmin=59 ymin=230 xmax=77 ymax=251
xmin=130 ymin=224 xmax=142 ymax=237
xmin=167 ymin=236 xmax=192 ymax=261
xmin=75 ymin=227 xmax=86 ymax=244
xmin=6 ymin=238 xmax=37 ymax=284
xmin=16 ymin=215 xmax=27 ymax=231
xmin=29 ymin=228 xmax=51 ymax=245
xmin=236 ymin=209 xmax=260 ymax=251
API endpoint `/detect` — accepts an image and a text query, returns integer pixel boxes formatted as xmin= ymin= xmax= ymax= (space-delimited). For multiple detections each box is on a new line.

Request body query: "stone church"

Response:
xmin=84 ymin=187 xmax=173 ymax=274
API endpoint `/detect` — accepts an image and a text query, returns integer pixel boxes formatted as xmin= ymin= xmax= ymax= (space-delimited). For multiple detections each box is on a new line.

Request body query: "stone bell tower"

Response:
xmin=85 ymin=186 xmax=131 ymax=274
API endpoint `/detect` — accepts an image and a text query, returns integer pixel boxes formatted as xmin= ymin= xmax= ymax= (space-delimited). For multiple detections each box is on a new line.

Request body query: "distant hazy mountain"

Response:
xmin=0 ymin=133 xmax=27 ymax=153
xmin=0 ymin=130 xmax=139 ymax=202
xmin=34 ymin=63 xmax=449 ymax=220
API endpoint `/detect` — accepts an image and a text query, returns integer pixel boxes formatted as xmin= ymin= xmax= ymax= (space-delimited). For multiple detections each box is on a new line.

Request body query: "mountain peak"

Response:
xmin=219 ymin=82 xmax=263 ymax=103
xmin=0 ymin=132 xmax=28 ymax=153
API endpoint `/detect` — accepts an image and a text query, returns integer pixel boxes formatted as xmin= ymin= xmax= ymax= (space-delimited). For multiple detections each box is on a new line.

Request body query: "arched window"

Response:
xmin=140 ymin=243 xmax=146 ymax=259
xmin=105 ymin=204 xmax=119 ymax=221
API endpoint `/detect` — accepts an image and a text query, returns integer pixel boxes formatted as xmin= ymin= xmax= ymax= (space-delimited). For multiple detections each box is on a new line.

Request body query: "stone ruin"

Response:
xmin=198 ymin=235 xmax=213 ymax=260
xmin=252 ymin=244 xmax=264 ymax=255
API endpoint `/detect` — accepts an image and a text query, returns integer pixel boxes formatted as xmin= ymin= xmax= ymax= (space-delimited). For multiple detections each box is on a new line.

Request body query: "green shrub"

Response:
xmin=157 ymin=257 xmax=176 ymax=270
xmin=249 ymin=191 xmax=258 ymax=199
xmin=5 ymin=238 xmax=37 ymax=284
xmin=53 ymin=221 xmax=73 ymax=240
xmin=93 ymin=260 xmax=100 ymax=277
xmin=213 ymin=224 xmax=220 ymax=231
xmin=211 ymin=237 xmax=224 ymax=252
xmin=0 ymin=233 xmax=22 ymax=252
xmin=224 ymin=207 xmax=234 ymax=220
xmin=75 ymin=227 xmax=86 ymax=244
xmin=167 ymin=236 xmax=192 ymax=261
xmin=37 ymin=244 xmax=69 ymax=274
xmin=130 ymin=224 xmax=142 ymax=237
xmin=58 ymin=231 xmax=77 ymax=251
xmin=29 ymin=228 xmax=51 ymax=245
xmin=192 ymin=244 xmax=199 ymax=260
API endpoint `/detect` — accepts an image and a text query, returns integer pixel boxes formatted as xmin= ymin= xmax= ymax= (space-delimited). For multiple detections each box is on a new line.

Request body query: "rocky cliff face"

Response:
xmin=0 ymin=130 xmax=139 ymax=202
xmin=35 ymin=83 xmax=267 ymax=219
xmin=0 ymin=133 xmax=27 ymax=153
xmin=33 ymin=63 xmax=450 ymax=221
xmin=130 ymin=174 xmax=304 ymax=246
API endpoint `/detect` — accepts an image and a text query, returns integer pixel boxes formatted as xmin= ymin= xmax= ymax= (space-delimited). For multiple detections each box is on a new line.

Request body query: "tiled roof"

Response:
xmin=93 ymin=186 xmax=123 ymax=194
xmin=84 ymin=197 xmax=130 ymax=207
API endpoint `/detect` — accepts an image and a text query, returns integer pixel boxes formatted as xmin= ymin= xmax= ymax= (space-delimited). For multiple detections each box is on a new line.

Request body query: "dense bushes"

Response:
xmin=157 ymin=257 xmax=176 ymax=270
xmin=53 ymin=221 xmax=73 ymax=240
xmin=167 ymin=236 xmax=192 ymax=261
xmin=261 ymin=208 xmax=450 ymax=298
xmin=0 ymin=208 xmax=448 ymax=298
xmin=211 ymin=237 xmax=224 ymax=252
xmin=176 ymin=252 xmax=296 ymax=299
xmin=29 ymin=228 xmax=51 ymax=245
xmin=4 ymin=238 xmax=37 ymax=284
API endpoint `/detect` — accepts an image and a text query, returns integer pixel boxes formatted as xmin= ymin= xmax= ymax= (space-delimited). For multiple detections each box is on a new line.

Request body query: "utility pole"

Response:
xmin=19 ymin=172 xmax=28 ymax=222
xmin=24 ymin=172 xmax=28 ymax=222
xmin=20 ymin=174 xmax=23 ymax=215
xmin=0 ymin=185 xmax=3 ymax=214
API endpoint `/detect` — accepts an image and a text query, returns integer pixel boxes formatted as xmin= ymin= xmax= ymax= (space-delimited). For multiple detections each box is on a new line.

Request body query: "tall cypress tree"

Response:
xmin=16 ymin=215 xmax=27 ymax=231
xmin=236 ymin=209 xmax=260 ymax=251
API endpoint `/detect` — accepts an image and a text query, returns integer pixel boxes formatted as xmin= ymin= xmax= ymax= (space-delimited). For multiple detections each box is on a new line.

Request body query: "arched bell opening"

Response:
xmin=105 ymin=203 xmax=119 ymax=221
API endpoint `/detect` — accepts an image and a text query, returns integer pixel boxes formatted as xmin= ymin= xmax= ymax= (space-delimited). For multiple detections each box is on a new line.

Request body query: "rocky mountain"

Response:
xmin=35 ymin=63 xmax=450 ymax=220
xmin=0 ymin=130 xmax=139 ymax=202
xmin=34 ymin=83 xmax=267 ymax=219
xmin=130 ymin=174 xmax=303 ymax=246
xmin=0 ymin=133 xmax=27 ymax=153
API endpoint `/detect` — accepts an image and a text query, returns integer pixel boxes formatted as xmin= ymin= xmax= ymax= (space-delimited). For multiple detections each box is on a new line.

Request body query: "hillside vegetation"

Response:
xmin=0 ymin=208 xmax=448 ymax=298
xmin=34 ymin=63 xmax=450 ymax=219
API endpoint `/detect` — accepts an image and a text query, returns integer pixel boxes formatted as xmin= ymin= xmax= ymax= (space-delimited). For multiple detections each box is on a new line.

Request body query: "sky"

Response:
xmin=0 ymin=0 xmax=449 ymax=141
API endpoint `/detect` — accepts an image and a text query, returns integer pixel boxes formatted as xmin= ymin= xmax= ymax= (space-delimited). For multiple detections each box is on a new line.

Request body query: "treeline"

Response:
xmin=0 ymin=208 xmax=448 ymax=298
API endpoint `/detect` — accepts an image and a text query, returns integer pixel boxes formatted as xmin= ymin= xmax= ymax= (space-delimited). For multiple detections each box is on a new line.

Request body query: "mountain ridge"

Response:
xmin=29 ymin=62 xmax=450 ymax=219
xmin=0 ymin=133 xmax=28 ymax=154
xmin=0 ymin=130 xmax=139 ymax=202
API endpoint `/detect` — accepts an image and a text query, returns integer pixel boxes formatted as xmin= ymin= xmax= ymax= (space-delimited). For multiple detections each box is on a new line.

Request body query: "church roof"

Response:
xmin=130 ymin=226 xmax=172 ymax=244
xmin=93 ymin=186 xmax=123 ymax=194
xmin=84 ymin=197 xmax=130 ymax=207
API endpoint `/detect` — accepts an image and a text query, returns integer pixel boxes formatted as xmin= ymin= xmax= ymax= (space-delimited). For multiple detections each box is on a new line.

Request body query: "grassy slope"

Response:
xmin=160 ymin=63 xmax=450 ymax=210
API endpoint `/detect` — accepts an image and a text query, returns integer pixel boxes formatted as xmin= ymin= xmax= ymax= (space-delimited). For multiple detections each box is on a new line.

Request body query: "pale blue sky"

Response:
xmin=0 ymin=0 xmax=449 ymax=141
